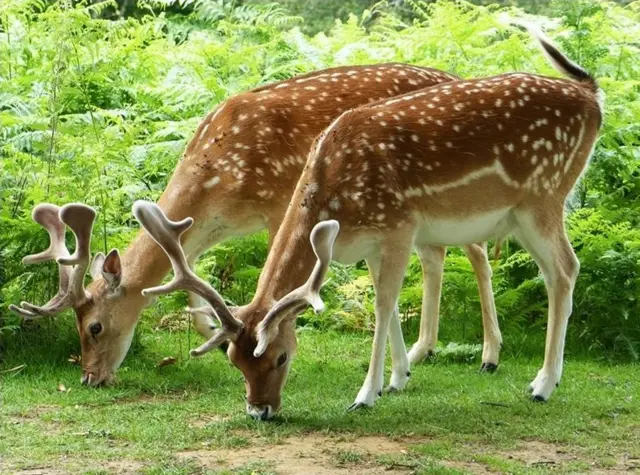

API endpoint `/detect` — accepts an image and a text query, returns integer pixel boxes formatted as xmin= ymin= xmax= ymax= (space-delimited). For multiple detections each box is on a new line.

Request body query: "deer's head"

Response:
xmin=10 ymin=203 xmax=145 ymax=386
xmin=133 ymin=201 xmax=338 ymax=419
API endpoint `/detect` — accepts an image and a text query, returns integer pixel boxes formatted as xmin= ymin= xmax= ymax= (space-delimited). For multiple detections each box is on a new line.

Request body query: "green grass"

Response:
xmin=1 ymin=320 xmax=639 ymax=474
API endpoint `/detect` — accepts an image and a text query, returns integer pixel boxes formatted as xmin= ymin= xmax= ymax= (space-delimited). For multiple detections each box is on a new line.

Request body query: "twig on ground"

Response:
xmin=480 ymin=401 xmax=510 ymax=408
xmin=1 ymin=364 xmax=26 ymax=374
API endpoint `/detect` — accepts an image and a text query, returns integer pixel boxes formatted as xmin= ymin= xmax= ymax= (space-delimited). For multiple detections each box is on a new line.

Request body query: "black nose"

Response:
xmin=260 ymin=407 xmax=269 ymax=421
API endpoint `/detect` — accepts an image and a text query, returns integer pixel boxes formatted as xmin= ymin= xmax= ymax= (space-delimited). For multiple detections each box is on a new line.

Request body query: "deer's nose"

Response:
xmin=81 ymin=372 xmax=109 ymax=387
xmin=246 ymin=403 xmax=274 ymax=421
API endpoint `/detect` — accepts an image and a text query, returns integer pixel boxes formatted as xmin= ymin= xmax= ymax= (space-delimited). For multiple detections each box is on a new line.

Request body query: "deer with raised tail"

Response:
xmin=134 ymin=28 xmax=602 ymax=418
xmin=10 ymin=62 xmax=502 ymax=386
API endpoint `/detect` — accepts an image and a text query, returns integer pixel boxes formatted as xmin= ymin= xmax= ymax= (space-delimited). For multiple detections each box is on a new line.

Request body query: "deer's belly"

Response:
xmin=332 ymin=233 xmax=378 ymax=265
xmin=415 ymin=208 xmax=514 ymax=246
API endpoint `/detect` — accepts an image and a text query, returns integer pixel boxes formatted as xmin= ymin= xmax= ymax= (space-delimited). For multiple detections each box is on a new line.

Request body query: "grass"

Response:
xmin=1 ymin=316 xmax=639 ymax=474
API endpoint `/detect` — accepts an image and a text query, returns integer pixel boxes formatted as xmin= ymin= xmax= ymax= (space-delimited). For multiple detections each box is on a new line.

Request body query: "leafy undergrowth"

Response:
xmin=2 ymin=0 xmax=640 ymax=360
xmin=1 ymin=328 xmax=638 ymax=474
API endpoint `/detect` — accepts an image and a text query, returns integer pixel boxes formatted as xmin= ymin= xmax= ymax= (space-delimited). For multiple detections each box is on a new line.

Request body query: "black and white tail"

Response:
xmin=519 ymin=22 xmax=604 ymax=114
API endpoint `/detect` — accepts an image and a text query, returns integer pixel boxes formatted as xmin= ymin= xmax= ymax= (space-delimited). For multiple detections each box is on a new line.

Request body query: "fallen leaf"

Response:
xmin=68 ymin=354 xmax=81 ymax=365
xmin=57 ymin=383 xmax=67 ymax=392
xmin=157 ymin=357 xmax=177 ymax=368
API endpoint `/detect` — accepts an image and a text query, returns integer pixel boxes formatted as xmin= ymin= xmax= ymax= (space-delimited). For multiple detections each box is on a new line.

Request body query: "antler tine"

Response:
xmin=8 ymin=303 xmax=39 ymax=320
xmin=57 ymin=203 xmax=97 ymax=301
xmin=12 ymin=203 xmax=97 ymax=318
xmin=132 ymin=201 xmax=243 ymax=341
xmin=17 ymin=291 xmax=75 ymax=317
xmin=22 ymin=204 xmax=71 ymax=265
xmin=254 ymin=220 xmax=339 ymax=357
xmin=9 ymin=204 xmax=74 ymax=320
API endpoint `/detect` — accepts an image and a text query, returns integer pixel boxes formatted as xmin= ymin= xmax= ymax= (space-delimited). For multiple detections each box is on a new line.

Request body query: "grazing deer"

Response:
xmin=10 ymin=63 xmax=502 ymax=386
xmin=135 ymin=28 xmax=602 ymax=419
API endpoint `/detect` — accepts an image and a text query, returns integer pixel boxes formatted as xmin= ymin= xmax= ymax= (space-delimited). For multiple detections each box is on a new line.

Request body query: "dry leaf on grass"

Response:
xmin=157 ymin=357 xmax=177 ymax=368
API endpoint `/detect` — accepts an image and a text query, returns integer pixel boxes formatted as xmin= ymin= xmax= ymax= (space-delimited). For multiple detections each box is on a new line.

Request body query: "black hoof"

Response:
xmin=480 ymin=362 xmax=498 ymax=373
xmin=531 ymin=394 xmax=547 ymax=403
xmin=406 ymin=371 xmax=411 ymax=377
xmin=377 ymin=390 xmax=382 ymax=397
xmin=347 ymin=402 xmax=370 ymax=412
xmin=427 ymin=350 xmax=435 ymax=358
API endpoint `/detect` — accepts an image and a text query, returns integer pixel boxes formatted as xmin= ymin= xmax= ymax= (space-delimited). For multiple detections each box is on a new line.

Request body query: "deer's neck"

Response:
xmin=120 ymin=231 xmax=172 ymax=291
xmin=121 ymin=170 xmax=207 ymax=292
xmin=254 ymin=201 xmax=318 ymax=307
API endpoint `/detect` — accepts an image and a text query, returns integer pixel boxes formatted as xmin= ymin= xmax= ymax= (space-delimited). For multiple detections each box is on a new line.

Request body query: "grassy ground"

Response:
xmin=1 ymin=318 xmax=639 ymax=475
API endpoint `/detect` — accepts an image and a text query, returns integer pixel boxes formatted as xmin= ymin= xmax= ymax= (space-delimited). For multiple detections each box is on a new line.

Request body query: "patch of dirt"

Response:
xmin=12 ymin=469 xmax=65 ymax=475
xmin=5 ymin=405 xmax=65 ymax=435
xmin=10 ymin=460 xmax=144 ymax=475
xmin=188 ymin=413 xmax=232 ymax=428
xmin=441 ymin=460 xmax=493 ymax=475
xmin=177 ymin=434 xmax=424 ymax=474
xmin=501 ymin=440 xmax=579 ymax=465
xmin=7 ymin=404 xmax=58 ymax=419
xmin=500 ymin=440 xmax=640 ymax=474
xmin=99 ymin=460 xmax=145 ymax=474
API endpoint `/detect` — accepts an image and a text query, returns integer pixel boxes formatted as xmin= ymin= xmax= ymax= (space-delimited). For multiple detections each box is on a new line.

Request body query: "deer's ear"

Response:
xmin=102 ymin=249 xmax=122 ymax=290
xmin=253 ymin=303 xmax=305 ymax=357
xmin=253 ymin=220 xmax=340 ymax=358
xmin=90 ymin=253 xmax=106 ymax=281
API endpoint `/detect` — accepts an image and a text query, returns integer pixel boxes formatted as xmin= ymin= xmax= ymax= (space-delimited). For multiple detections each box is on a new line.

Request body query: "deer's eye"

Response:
xmin=277 ymin=353 xmax=288 ymax=368
xmin=89 ymin=322 xmax=102 ymax=336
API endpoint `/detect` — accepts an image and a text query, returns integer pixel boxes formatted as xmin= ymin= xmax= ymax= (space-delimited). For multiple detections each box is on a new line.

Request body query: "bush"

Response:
xmin=1 ymin=0 xmax=639 ymax=360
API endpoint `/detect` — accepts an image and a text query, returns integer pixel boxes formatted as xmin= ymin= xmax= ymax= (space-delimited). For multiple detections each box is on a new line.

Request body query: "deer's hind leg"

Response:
xmin=513 ymin=205 xmax=579 ymax=402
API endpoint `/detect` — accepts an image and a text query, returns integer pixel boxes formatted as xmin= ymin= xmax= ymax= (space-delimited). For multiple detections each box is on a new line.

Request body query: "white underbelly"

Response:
xmin=333 ymin=233 xmax=378 ymax=265
xmin=415 ymin=208 xmax=514 ymax=246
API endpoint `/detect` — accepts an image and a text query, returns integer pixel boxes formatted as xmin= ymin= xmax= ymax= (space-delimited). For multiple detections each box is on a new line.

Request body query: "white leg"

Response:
xmin=514 ymin=210 xmax=579 ymax=401
xmin=186 ymin=256 xmax=218 ymax=339
xmin=463 ymin=243 xmax=502 ymax=371
xmin=387 ymin=305 xmax=411 ymax=391
xmin=408 ymin=245 xmax=445 ymax=364
xmin=367 ymin=256 xmax=410 ymax=393
xmin=349 ymin=240 xmax=413 ymax=410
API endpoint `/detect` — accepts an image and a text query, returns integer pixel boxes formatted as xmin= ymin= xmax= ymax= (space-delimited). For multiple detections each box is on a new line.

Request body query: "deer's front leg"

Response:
xmin=463 ymin=243 xmax=502 ymax=372
xmin=189 ymin=290 xmax=217 ymax=338
xmin=367 ymin=257 xmax=410 ymax=393
xmin=186 ymin=254 xmax=219 ymax=339
xmin=349 ymin=241 xmax=413 ymax=410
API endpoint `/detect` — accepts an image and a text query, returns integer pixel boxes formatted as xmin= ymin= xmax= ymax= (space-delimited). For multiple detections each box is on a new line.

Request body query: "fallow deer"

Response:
xmin=10 ymin=63 xmax=502 ymax=386
xmin=135 ymin=28 xmax=603 ymax=419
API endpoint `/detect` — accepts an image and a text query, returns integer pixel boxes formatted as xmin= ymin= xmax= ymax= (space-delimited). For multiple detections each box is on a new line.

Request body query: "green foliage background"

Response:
xmin=1 ymin=0 xmax=639 ymax=361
